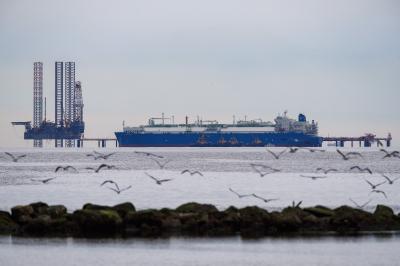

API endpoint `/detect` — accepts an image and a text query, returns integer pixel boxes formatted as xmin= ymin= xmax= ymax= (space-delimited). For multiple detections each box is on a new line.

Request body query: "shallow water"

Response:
xmin=1 ymin=235 xmax=400 ymax=266
xmin=0 ymin=147 xmax=399 ymax=212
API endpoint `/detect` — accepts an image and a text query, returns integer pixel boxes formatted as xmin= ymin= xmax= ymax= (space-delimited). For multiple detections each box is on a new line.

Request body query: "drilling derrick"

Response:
xmin=64 ymin=62 xmax=75 ymax=147
xmin=74 ymin=81 xmax=83 ymax=122
xmin=33 ymin=62 xmax=43 ymax=147
xmin=55 ymin=61 xmax=64 ymax=147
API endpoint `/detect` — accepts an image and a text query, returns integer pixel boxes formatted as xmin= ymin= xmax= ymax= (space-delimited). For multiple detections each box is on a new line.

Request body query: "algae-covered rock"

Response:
xmin=373 ymin=205 xmax=400 ymax=229
xmin=176 ymin=202 xmax=218 ymax=214
xmin=48 ymin=205 xmax=67 ymax=219
xmin=0 ymin=211 xmax=18 ymax=234
xmin=304 ymin=206 xmax=334 ymax=218
xmin=11 ymin=205 xmax=34 ymax=223
xmin=82 ymin=203 xmax=113 ymax=211
xmin=112 ymin=202 xmax=136 ymax=218
xmin=72 ymin=209 xmax=123 ymax=236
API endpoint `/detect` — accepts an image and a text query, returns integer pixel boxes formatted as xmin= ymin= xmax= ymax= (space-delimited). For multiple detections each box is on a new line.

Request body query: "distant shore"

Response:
xmin=1 ymin=202 xmax=400 ymax=238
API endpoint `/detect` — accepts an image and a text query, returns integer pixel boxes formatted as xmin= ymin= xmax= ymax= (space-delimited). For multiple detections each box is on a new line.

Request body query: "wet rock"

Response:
xmin=29 ymin=202 xmax=49 ymax=216
xmin=72 ymin=209 xmax=123 ymax=236
xmin=373 ymin=205 xmax=400 ymax=229
xmin=0 ymin=211 xmax=18 ymax=234
xmin=124 ymin=210 xmax=164 ymax=237
xmin=11 ymin=205 xmax=34 ymax=224
xmin=176 ymin=202 xmax=218 ymax=214
xmin=331 ymin=206 xmax=376 ymax=233
xmin=48 ymin=205 xmax=67 ymax=219
xmin=304 ymin=206 xmax=334 ymax=218
xmin=112 ymin=202 xmax=136 ymax=218
xmin=21 ymin=215 xmax=52 ymax=236
xmin=82 ymin=203 xmax=113 ymax=211
xmin=239 ymin=206 xmax=270 ymax=237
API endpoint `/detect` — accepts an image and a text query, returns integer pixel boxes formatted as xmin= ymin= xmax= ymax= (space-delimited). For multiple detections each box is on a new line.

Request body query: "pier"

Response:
xmin=77 ymin=138 xmax=118 ymax=148
xmin=323 ymin=133 xmax=392 ymax=147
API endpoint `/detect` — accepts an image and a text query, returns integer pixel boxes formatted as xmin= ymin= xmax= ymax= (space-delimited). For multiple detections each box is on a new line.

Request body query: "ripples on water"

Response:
xmin=0 ymin=147 xmax=399 ymax=212
xmin=1 ymin=235 xmax=400 ymax=266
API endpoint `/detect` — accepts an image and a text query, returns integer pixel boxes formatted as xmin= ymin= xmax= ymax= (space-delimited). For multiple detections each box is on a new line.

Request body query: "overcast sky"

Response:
xmin=0 ymin=0 xmax=399 ymax=147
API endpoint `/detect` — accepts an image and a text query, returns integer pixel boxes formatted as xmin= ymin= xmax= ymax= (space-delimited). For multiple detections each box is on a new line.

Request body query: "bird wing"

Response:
xmin=364 ymin=168 xmax=372 ymax=174
xmin=336 ymin=149 xmax=346 ymax=159
xmin=380 ymin=149 xmax=389 ymax=155
xmin=4 ymin=152 xmax=15 ymax=160
xmin=16 ymin=155 xmax=26 ymax=159
xmin=375 ymin=180 xmax=387 ymax=187
xmin=150 ymin=157 xmax=162 ymax=167
xmin=350 ymin=166 xmax=361 ymax=171
xmin=145 ymin=172 xmax=158 ymax=182
xmin=181 ymin=169 xmax=190 ymax=174
xmin=93 ymin=151 xmax=103 ymax=156
xmin=361 ymin=199 xmax=372 ymax=208
xmin=365 ymin=180 xmax=374 ymax=188
xmin=347 ymin=152 xmax=363 ymax=157
xmin=96 ymin=164 xmax=109 ymax=172
xmin=55 ymin=166 xmax=63 ymax=172
xmin=277 ymin=149 xmax=287 ymax=157
xmin=106 ymin=186 xmax=119 ymax=193
xmin=326 ymin=169 xmax=338 ymax=173
xmin=86 ymin=154 xmax=95 ymax=157
xmin=103 ymin=153 xmax=115 ymax=159
xmin=85 ymin=167 xmax=95 ymax=170
xmin=192 ymin=171 xmax=203 ymax=176
xmin=380 ymin=174 xmax=392 ymax=182
xmin=119 ymin=186 xmax=132 ymax=192
xmin=65 ymin=165 xmax=77 ymax=171
xmin=43 ymin=177 xmax=56 ymax=183
xmin=266 ymin=149 xmax=278 ymax=159
xmin=100 ymin=180 xmax=117 ymax=187
xmin=159 ymin=178 xmax=173 ymax=183
xmin=349 ymin=198 xmax=361 ymax=208
xmin=229 ymin=188 xmax=240 ymax=197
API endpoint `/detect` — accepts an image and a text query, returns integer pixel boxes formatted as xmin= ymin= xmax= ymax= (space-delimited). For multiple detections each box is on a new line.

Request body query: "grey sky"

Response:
xmin=1 ymin=0 xmax=399 ymax=147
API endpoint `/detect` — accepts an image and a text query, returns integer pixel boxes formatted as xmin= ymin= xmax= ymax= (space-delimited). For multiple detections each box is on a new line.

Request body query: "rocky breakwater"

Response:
xmin=1 ymin=202 xmax=400 ymax=238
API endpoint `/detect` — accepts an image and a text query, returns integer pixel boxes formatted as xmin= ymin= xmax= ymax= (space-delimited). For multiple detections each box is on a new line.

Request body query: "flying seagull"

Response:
xmin=380 ymin=149 xmax=400 ymax=159
xmin=85 ymin=164 xmax=117 ymax=173
xmin=350 ymin=166 xmax=373 ymax=174
xmin=336 ymin=149 xmax=363 ymax=160
xmin=134 ymin=151 xmax=164 ymax=158
xmin=316 ymin=168 xmax=338 ymax=174
xmin=181 ymin=169 xmax=203 ymax=176
xmin=144 ymin=172 xmax=173 ymax=185
xmin=4 ymin=152 xmax=26 ymax=162
xmin=100 ymin=180 xmax=132 ymax=194
xmin=364 ymin=179 xmax=386 ymax=189
xmin=31 ymin=177 xmax=56 ymax=184
xmin=250 ymin=163 xmax=280 ymax=177
xmin=87 ymin=151 xmax=116 ymax=160
xmin=252 ymin=193 xmax=279 ymax=203
xmin=266 ymin=149 xmax=287 ymax=159
xmin=369 ymin=189 xmax=388 ymax=199
xmin=55 ymin=165 xmax=77 ymax=173
xmin=289 ymin=147 xmax=299 ymax=153
xmin=228 ymin=188 xmax=253 ymax=199
xmin=150 ymin=158 xmax=171 ymax=169
xmin=380 ymin=174 xmax=400 ymax=185
xmin=300 ymin=174 xmax=328 ymax=180
xmin=349 ymin=198 xmax=372 ymax=210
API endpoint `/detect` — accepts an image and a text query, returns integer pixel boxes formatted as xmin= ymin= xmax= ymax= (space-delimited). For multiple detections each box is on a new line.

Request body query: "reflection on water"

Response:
xmin=1 ymin=235 xmax=400 ymax=266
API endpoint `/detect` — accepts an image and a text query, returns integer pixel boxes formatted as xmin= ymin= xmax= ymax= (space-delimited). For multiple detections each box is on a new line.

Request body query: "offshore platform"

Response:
xmin=12 ymin=62 xmax=84 ymax=147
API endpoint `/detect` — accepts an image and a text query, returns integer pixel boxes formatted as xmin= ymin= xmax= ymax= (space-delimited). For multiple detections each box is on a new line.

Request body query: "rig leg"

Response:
xmin=351 ymin=141 xmax=353 ymax=147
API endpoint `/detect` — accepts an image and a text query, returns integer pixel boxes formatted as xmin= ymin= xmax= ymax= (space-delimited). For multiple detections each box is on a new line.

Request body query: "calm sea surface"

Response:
xmin=0 ymin=147 xmax=399 ymax=266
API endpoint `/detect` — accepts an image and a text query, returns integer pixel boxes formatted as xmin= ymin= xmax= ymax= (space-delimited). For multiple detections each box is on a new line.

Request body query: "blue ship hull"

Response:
xmin=115 ymin=131 xmax=323 ymax=147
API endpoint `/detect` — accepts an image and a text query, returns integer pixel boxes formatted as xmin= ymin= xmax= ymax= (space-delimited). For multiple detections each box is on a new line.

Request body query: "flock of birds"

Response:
xmin=0 ymin=147 xmax=399 ymax=209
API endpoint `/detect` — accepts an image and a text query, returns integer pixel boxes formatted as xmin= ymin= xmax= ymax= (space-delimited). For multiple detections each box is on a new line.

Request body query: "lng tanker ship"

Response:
xmin=115 ymin=112 xmax=323 ymax=147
